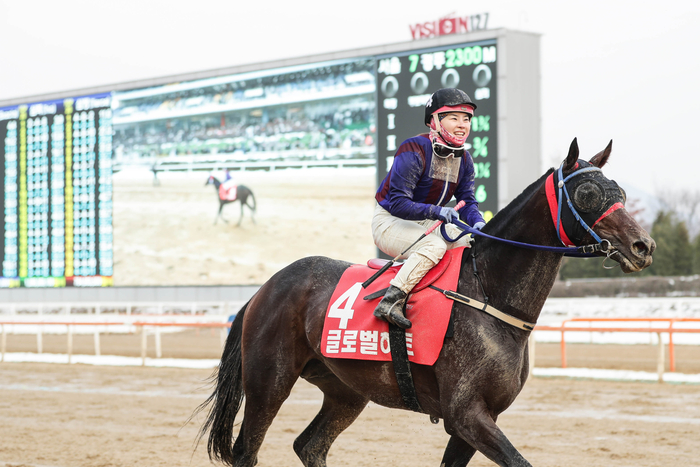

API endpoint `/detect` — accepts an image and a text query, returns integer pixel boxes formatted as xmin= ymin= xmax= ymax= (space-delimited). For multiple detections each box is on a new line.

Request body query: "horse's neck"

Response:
xmin=212 ymin=178 xmax=221 ymax=188
xmin=468 ymin=184 xmax=563 ymax=326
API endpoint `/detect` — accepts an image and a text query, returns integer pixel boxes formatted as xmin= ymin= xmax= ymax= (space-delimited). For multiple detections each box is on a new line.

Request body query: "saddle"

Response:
xmin=365 ymin=253 xmax=452 ymax=294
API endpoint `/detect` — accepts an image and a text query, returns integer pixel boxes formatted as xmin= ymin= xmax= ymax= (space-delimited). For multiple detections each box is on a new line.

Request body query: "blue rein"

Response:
xmin=440 ymin=220 xmax=608 ymax=257
xmin=440 ymin=162 xmax=616 ymax=257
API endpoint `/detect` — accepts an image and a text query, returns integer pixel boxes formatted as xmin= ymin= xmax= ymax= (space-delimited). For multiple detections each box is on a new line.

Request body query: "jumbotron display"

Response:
xmin=0 ymin=94 xmax=114 ymax=287
xmin=376 ymin=39 xmax=498 ymax=219
xmin=0 ymin=31 xmax=536 ymax=288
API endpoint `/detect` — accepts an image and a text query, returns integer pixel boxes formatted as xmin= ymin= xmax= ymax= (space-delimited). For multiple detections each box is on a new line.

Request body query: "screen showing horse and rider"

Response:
xmin=105 ymin=39 xmax=502 ymax=287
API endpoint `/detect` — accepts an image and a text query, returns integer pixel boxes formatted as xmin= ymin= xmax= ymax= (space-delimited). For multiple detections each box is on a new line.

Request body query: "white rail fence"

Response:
xmin=0 ymin=300 xmax=246 ymax=365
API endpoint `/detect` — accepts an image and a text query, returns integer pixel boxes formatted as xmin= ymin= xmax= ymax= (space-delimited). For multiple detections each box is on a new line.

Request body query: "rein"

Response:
xmin=430 ymin=163 xmax=627 ymax=331
xmin=441 ymin=220 xmax=612 ymax=257
xmin=441 ymin=163 xmax=624 ymax=258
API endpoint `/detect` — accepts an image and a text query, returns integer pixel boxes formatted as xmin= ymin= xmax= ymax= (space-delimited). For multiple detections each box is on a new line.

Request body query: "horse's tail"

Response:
xmin=193 ymin=301 xmax=247 ymax=466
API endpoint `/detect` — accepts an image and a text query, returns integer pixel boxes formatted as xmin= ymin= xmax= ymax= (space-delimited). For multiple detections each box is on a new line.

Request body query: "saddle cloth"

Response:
xmin=320 ymin=247 xmax=465 ymax=365
xmin=219 ymin=180 xmax=237 ymax=201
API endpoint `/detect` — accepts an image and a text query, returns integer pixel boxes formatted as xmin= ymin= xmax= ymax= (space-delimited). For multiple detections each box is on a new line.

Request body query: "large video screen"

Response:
xmin=0 ymin=37 xmax=501 ymax=287
xmin=109 ymin=58 xmax=378 ymax=287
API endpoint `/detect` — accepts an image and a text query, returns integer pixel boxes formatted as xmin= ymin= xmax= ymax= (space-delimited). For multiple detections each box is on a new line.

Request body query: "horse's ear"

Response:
xmin=563 ymin=138 xmax=579 ymax=171
xmin=590 ymin=140 xmax=613 ymax=168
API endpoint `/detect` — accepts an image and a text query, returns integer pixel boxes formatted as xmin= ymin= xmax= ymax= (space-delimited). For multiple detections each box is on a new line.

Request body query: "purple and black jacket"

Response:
xmin=375 ymin=134 xmax=485 ymax=227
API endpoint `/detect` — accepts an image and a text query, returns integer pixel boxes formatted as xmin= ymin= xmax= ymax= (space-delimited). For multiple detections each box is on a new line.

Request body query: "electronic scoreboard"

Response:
xmin=0 ymin=94 xmax=113 ymax=287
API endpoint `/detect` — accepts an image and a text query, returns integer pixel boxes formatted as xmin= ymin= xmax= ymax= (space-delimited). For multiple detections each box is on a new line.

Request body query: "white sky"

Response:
xmin=1 ymin=0 xmax=699 ymax=195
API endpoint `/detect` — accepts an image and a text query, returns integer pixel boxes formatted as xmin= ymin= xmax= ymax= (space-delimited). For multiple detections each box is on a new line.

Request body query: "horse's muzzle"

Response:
xmin=617 ymin=234 xmax=655 ymax=273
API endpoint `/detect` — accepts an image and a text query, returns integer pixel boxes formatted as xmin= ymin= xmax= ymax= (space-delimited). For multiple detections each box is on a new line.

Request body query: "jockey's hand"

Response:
xmin=438 ymin=207 xmax=460 ymax=224
xmin=473 ymin=221 xmax=486 ymax=231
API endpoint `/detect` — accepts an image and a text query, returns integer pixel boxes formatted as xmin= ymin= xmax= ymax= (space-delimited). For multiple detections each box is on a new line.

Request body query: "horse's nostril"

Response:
xmin=633 ymin=237 xmax=655 ymax=257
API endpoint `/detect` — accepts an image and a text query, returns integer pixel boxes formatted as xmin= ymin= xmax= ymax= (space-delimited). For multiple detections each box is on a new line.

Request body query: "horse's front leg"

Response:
xmin=218 ymin=201 xmax=228 ymax=224
xmin=440 ymin=435 xmax=477 ymax=467
xmin=444 ymin=403 xmax=531 ymax=467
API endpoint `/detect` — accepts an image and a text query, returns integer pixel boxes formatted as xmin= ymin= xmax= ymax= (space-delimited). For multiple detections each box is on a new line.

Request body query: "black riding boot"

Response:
xmin=373 ymin=285 xmax=412 ymax=329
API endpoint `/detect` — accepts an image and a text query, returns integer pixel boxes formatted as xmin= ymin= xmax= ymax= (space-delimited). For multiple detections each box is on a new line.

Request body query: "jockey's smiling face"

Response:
xmin=439 ymin=112 xmax=472 ymax=141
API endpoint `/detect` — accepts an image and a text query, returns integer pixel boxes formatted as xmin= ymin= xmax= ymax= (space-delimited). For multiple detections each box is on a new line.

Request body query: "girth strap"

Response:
xmin=388 ymin=323 xmax=423 ymax=413
xmin=429 ymin=285 xmax=536 ymax=331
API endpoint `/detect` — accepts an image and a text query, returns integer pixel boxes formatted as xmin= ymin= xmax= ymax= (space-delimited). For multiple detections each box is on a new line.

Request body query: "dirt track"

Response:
xmin=113 ymin=167 xmax=377 ymax=286
xmin=1 ymin=338 xmax=700 ymax=466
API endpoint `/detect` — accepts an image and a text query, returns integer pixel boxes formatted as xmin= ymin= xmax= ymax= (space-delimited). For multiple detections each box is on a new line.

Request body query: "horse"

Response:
xmin=195 ymin=139 xmax=655 ymax=467
xmin=206 ymin=175 xmax=257 ymax=226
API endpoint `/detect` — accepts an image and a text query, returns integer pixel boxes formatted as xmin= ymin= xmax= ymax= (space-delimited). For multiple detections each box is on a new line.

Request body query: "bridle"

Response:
xmin=442 ymin=162 xmax=625 ymax=259
xmin=432 ymin=161 xmax=626 ymax=332
xmin=546 ymin=162 xmax=623 ymax=251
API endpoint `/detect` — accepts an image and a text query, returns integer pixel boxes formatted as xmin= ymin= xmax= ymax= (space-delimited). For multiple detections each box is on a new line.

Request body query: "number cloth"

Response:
xmin=320 ymin=247 xmax=465 ymax=365
xmin=218 ymin=180 xmax=237 ymax=201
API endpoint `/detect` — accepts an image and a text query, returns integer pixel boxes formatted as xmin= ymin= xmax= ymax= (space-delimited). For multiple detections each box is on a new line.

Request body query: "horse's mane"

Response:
xmin=485 ymin=168 xmax=555 ymax=232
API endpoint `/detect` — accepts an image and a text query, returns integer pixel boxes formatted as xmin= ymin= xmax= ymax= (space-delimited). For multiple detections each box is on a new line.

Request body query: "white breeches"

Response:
xmin=371 ymin=204 xmax=471 ymax=294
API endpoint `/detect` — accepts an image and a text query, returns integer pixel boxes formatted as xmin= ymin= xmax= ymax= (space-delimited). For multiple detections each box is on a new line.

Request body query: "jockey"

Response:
xmin=372 ymin=88 xmax=486 ymax=329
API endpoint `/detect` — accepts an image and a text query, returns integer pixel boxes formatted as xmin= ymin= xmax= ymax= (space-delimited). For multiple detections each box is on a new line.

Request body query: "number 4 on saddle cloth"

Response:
xmin=321 ymin=247 xmax=465 ymax=366
xmin=218 ymin=179 xmax=238 ymax=201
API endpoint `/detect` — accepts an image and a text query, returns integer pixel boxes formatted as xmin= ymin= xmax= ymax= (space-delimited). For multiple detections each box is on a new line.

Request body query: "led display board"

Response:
xmin=0 ymin=94 xmax=113 ymax=287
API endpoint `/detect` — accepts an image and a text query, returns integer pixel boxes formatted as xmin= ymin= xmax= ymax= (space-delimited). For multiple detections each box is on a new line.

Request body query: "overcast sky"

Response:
xmin=1 ymin=0 xmax=698 ymax=196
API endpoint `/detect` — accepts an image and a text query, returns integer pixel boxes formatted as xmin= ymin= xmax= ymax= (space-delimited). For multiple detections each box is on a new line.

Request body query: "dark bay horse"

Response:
xmin=206 ymin=175 xmax=257 ymax=226
xmin=196 ymin=140 xmax=655 ymax=466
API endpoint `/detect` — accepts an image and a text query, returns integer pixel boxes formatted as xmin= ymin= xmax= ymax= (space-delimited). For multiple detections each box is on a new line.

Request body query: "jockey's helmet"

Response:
xmin=424 ymin=88 xmax=476 ymax=126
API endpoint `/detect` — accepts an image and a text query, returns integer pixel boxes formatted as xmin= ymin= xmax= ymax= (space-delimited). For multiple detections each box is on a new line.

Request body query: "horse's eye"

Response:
xmin=573 ymin=181 xmax=604 ymax=213
xmin=619 ymin=186 xmax=627 ymax=205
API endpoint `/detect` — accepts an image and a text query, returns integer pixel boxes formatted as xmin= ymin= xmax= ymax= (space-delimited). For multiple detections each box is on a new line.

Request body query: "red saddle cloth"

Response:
xmin=320 ymin=247 xmax=465 ymax=366
xmin=218 ymin=180 xmax=237 ymax=201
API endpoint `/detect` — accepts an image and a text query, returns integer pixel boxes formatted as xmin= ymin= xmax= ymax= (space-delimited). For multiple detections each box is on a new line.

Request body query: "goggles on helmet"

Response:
xmin=432 ymin=139 xmax=465 ymax=159
xmin=433 ymin=104 xmax=475 ymax=118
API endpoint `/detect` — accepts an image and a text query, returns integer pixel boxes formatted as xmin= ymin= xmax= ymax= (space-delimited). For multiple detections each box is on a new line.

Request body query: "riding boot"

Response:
xmin=373 ymin=285 xmax=411 ymax=329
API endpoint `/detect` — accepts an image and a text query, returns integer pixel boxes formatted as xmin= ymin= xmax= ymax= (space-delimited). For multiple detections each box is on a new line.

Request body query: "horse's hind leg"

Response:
xmin=293 ymin=370 xmax=368 ymax=467
xmin=228 ymin=359 xmax=305 ymax=467
xmin=237 ymin=200 xmax=244 ymax=227
xmin=247 ymin=198 xmax=256 ymax=224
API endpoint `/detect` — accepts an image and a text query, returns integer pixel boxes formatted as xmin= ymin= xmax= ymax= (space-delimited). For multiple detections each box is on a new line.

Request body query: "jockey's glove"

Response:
xmin=473 ymin=221 xmax=486 ymax=231
xmin=438 ymin=206 xmax=460 ymax=224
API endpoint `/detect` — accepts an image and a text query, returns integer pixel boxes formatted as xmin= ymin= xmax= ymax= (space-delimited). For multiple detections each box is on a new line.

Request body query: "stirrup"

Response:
xmin=373 ymin=286 xmax=412 ymax=329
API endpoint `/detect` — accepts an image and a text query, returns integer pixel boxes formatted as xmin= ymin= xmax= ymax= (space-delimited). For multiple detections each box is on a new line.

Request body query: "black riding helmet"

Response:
xmin=424 ymin=88 xmax=477 ymax=126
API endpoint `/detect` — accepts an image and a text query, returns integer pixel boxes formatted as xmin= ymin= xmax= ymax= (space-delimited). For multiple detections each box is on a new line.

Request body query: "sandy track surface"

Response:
xmin=1 ymin=348 xmax=699 ymax=467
